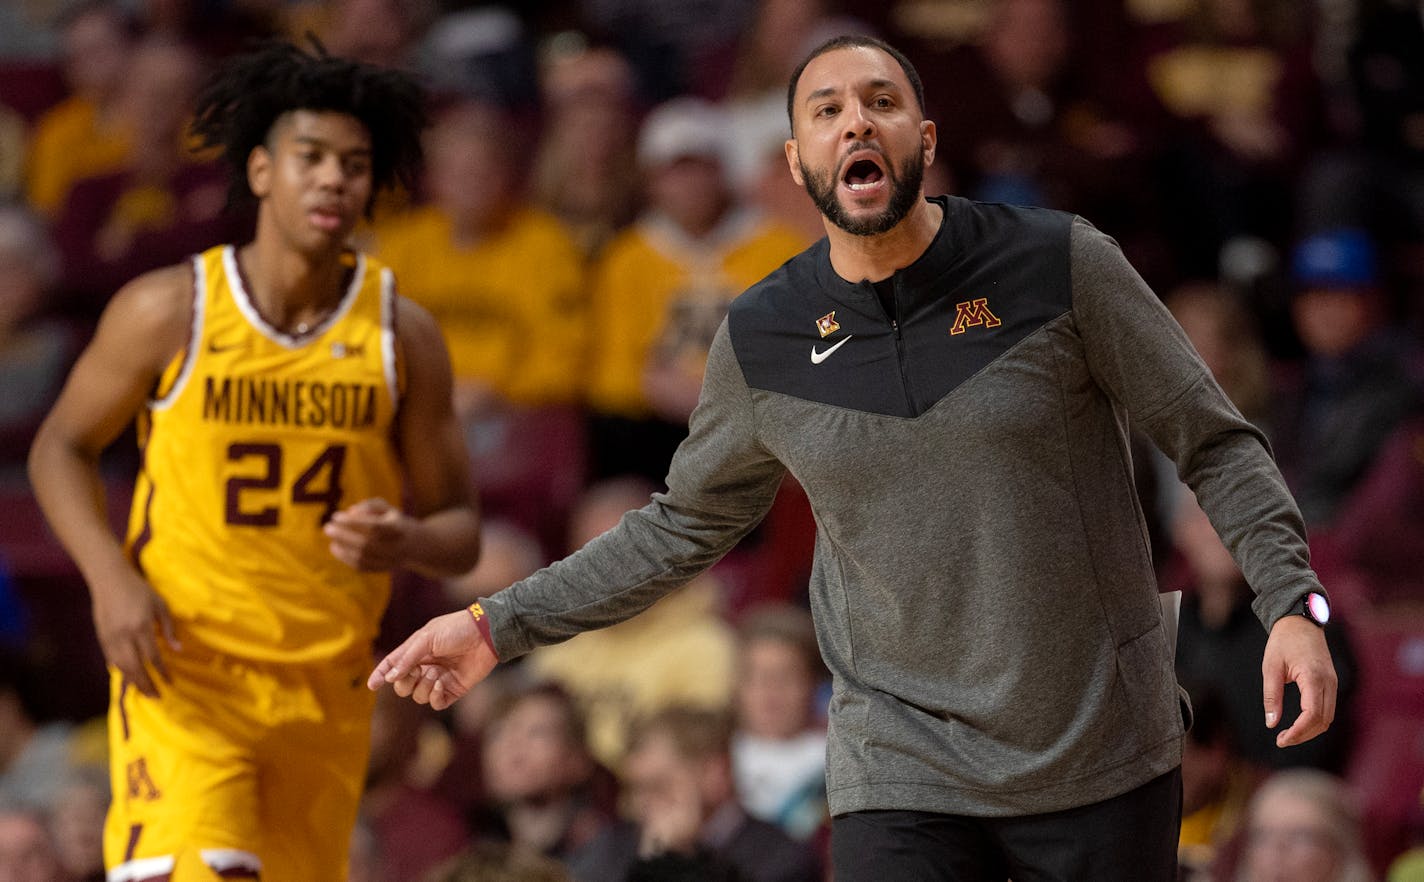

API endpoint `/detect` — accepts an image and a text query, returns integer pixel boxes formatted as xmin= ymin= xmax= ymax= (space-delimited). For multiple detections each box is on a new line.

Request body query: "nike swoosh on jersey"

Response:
xmin=810 ymin=335 xmax=853 ymax=364
xmin=207 ymin=337 xmax=246 ymax=354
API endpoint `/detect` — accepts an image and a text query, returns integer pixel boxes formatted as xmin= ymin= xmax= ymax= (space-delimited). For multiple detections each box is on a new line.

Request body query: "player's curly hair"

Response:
xmin=189 ymin=39 xmax=428 ymax=212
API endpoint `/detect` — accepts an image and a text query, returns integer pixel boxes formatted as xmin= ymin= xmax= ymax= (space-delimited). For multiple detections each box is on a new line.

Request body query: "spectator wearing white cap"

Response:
xmin=585 ymin=96 xmax=808 ymax=482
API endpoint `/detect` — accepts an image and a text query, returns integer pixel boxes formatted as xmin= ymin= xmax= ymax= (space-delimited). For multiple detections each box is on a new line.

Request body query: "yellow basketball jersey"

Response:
xmin=126 ymin=245 xmax=403 ymax=665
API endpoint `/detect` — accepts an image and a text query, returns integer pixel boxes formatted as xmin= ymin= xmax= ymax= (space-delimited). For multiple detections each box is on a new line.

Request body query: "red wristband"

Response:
xmin=467 ymin=601 xmax=498 ymax=660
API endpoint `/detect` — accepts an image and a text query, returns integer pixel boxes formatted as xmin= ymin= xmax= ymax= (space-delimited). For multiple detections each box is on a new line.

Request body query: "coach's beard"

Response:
xmin=801 ymin=148 xmax=925 ymax=237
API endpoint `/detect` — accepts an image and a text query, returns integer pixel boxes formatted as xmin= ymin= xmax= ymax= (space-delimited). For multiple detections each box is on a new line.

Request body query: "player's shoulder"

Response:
xmin=387 ymin=284 xmax=444 ymax=350
xmin=106 ymin=261 xmax=198 ymax=335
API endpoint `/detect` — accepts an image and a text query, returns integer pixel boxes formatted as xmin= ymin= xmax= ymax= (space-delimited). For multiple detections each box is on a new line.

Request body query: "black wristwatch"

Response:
xmin=1294 ymin=591 xmax=1331 ymax=627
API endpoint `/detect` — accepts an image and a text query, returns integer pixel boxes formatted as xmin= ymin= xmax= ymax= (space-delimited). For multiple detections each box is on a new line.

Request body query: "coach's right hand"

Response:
xmin=368 ymin=607 xmax=498 ymax=711
xmin=93 ymin=569 xmax=179 ymax=698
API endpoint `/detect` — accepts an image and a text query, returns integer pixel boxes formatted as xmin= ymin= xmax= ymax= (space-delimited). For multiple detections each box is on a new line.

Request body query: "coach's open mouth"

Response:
xmin=843 ymin=154 xmax=886 ymax=192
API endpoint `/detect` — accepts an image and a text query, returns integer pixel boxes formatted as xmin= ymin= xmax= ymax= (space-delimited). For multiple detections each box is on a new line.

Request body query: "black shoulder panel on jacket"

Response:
xmin=728 ymin=197 xmax=1075 ymax=418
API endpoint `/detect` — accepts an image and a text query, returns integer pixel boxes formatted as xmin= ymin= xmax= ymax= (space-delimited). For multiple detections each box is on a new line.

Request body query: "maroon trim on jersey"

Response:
xmin=128 ymin=482 xmax=156 ymax=576
xmin=118 ymin=679 xmax=131 ymax=740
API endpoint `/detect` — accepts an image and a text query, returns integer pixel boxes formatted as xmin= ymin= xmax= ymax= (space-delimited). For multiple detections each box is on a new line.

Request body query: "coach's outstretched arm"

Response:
xmin=372 ymin=322 xmax=787 ymax=708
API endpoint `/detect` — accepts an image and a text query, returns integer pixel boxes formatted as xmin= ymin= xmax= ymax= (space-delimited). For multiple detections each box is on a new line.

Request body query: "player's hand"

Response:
xmin=368 ymin=608 xmax=497 ymax=711
xmin=92 ymin=569 xmax=179 ymax=698
xmin=325 ymin=497 xmax=414 ymax=572
xmin=1262 ymin=614 xmax=1337 ymax=748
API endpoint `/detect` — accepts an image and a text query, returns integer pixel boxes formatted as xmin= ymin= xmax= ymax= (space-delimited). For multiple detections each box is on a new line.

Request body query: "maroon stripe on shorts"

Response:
xmin=123 ymin=823 xmax=142 ymax=861
xmin=118 ymin=678 xmax=131 ymax=741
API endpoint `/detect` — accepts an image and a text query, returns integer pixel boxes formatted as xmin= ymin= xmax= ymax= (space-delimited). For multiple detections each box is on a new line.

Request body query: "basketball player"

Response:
xmin=28 ymin=42 xmax=481 ymax=881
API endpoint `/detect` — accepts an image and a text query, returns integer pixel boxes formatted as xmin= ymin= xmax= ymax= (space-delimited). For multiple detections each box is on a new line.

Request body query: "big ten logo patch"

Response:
xmin=950 ymin=298 xmax=1002 ymax=335
xmin=127 ymin=757 xmax=162 ymax=801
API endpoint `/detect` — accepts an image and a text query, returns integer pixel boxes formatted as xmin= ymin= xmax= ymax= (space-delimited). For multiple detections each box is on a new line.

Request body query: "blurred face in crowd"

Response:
xmin=50 ymin=778 xmax=108 ymax=880
xmin=62 ymin=6 xmax=133 ymax=102
xmin=0 ymin=235 xmax=48 ymax=336
xmin=984 ymin=0 xmax=1070 ymax=90
xmin=624 ymin=731 xmax=715 ymax=828
xmin=786 ymin=45 xmax=933 ymax=237
xmin=427 ymin=102 xmax=518 ymax=238
xmin=117 ymin=40 xmax=201 ymax=155
xmin=737 ymin=637 xmax=816 ymax=741
xmin=1241 ymin=784 xmax=1347 ymax=882
xmin=0 ymin=811 xmax=65 ymax=882
xmin=1291 ymin=289 xmax=1379 ymax=359
xmin=483 ymin=693 xmax=591 ymax=804
xmin=648 ymin=155 xmax=731 ymax=239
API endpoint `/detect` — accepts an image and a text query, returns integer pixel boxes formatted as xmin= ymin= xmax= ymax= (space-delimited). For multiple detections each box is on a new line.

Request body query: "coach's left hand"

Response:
xmin=1262 ymin=615 xmax=1337 ymax=748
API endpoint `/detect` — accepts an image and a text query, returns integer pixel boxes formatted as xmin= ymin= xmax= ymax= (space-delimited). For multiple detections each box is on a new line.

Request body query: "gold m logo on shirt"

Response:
xmin=950 ymin=298 xmax=1002 ymax=335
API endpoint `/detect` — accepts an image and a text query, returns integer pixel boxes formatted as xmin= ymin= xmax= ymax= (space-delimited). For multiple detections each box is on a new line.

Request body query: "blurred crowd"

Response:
xmin=1 ymin=0 xmax=1423 ymax=880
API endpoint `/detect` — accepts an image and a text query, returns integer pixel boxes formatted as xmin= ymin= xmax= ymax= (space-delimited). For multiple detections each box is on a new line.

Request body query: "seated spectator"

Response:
xmin=50 ymin=36 xmax=240 ymax=326
xmin=370 ymin=96 xmax=591 ymax=543
xmin=479 ymin=682 xmax=615 ymax=861
xmin=0 ymin=648 xmax=76 ymax=812
xmin=1324 ymin=416 xmax=1424 ymax=607
xmin=371 ymin=97 xmax=588 ymax=419
xmin=525 ymin=477 xmax=737 ymax=771
xmin=731 ymin=604 xmax=828 ymax=841
xmin=424 ymin=840 xmax=574 ymax=882
xmin=914 ymin=0 xmax=1148 ymax=228
xmin=1270 ymin=228 xmax=1422 ymax=530
xmin=1135 ymin=0 xmax=1322 ymax=277
xmin=1170 ymin=490 xmax=1357 ymax=775
xmin=47 ymin=766 xmax=106 ymax=882
xmin=567 ymin=707 xmax=821 ymax=882
xmin=1296 ymin=0 xmax=1424 ymax=258
xmin=291 ymin=0 xmax=432 ymax=72
xmin=584 ymin=97 xmax=806 ymax=482
xmin=23 ymin=0 xmax=138 ymax=218
xmin=360 ymin=687 xmax=472 ymax=882
xmin=1164 ymin=280 xmax=1272 ymax=427
xmin=0 ymin=802 xmax=69 ymax=882
xmin=1177 ymin=682 xmax=1258 ymax=881
xmin=0 ymin=205 xmax=75 ymax=479
xmin=530 ymin=40 xmax=642 ymax=259
xmin=1234 ymin=768 xmax=1375 ymax=882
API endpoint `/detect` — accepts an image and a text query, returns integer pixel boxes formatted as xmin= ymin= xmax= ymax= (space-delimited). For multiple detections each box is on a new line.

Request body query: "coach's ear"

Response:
xmin=785 ymin=138 xmax=805 ymax=187
xmin=247 ymin=144 xmax=273 ymax=200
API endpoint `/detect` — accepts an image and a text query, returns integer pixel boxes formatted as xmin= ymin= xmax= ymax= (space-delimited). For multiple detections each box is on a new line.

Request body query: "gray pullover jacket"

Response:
xmin=482 ymin=196 xmax=1322 ymax=817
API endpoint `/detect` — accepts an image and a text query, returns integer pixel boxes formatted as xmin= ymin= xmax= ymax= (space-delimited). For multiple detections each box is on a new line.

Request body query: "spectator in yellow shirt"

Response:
xmin=586 ymin=97 xmax=807 ymax=481
xmin=23 ymin=0 xmax=138 ymax=216
xmin=372 ymin=98 xmax=589 ymax=416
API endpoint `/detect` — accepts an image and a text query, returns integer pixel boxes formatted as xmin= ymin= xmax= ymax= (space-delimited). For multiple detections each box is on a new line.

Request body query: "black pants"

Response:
xmin=830 ymin=766 xmax=1182 ymax=882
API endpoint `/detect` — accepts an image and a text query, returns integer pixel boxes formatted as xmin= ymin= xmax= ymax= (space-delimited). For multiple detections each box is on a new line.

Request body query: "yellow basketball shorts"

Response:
xmin=102 ymin=645 xmax=376 ymax=882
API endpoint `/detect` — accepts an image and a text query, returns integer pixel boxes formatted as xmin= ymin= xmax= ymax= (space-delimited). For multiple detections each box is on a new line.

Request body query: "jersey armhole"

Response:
xmin=150 ymin=254 xmax=206 ymax=408
xmin=381 ymin=267 xmax=403 ymax=408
